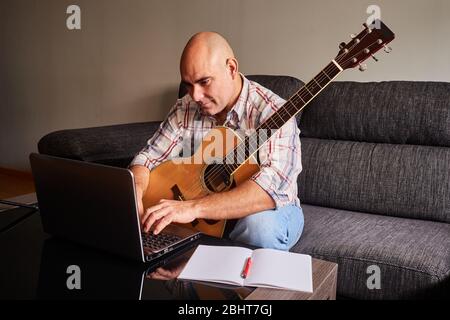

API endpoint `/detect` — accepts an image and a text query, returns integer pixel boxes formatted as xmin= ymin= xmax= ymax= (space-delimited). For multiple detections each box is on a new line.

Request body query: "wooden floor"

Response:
xmin=0 ymin=168 xmax=35 ymax=199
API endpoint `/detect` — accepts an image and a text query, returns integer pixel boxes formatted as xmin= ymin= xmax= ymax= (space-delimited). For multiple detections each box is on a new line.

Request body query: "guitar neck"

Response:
xmin=225 ymin=60 xmax=344 ymax=173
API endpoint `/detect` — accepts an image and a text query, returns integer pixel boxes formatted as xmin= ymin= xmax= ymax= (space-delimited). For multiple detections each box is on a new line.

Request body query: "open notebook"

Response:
xmin=178 ymin=245 xmax=313 ymax=293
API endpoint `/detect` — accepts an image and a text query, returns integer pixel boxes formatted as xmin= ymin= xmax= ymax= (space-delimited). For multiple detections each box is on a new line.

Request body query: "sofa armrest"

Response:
xmin=38 ymin=121 xmax=161 ymax=168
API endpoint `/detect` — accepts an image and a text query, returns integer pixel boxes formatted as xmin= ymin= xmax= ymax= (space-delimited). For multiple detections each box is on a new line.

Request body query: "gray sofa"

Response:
xmin=38 ymin=75 xmax=450 ymax=299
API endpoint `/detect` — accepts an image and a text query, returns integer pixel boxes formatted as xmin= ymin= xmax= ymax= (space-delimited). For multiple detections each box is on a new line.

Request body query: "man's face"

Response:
xmin=181 ymin=58 xmax=235 ymax=117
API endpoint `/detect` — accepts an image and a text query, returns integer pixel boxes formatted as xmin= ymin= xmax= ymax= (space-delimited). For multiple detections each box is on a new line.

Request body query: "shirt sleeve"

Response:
xmin=129 ymin=100 xmax=185 ymax=171
xmin=250 ymin=103 xmax=302 ymax=209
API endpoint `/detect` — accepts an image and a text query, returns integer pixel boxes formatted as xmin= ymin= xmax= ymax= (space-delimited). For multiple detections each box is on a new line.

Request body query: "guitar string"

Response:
xmin=219 ymin=27 xmax=376 ymax=172
xmin=179 ymin=35 xmax=380 ymax=199
xmin=188 ymin=31 xmax=377 ymax=193
xmin=182 ymin=41 xmax=376 ymax=199
xmin=180 ymin=61 xmax=342 ymax=198
xmin=180 ymin=44 xmax=366 ymax=198
xmin=180 ymin=45 xmax=358 ymax=197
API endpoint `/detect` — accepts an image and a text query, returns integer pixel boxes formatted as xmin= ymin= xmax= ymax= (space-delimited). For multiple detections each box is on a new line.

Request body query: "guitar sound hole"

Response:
xmin=203 ymin=164 xmax=234 ymax=193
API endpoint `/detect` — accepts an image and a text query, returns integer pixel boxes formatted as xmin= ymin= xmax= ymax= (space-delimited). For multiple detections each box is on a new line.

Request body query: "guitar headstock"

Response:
xmin=336 ymin=20 xmax=395 ymax=71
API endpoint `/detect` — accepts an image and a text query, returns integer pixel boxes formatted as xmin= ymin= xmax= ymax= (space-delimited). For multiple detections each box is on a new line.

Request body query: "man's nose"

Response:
xmin=191 ymin=85 xmax=204 ymax=102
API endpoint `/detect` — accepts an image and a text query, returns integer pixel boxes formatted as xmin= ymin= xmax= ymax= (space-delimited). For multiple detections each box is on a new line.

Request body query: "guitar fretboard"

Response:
xmin=223 ymin=60 xmax=343 ymax=174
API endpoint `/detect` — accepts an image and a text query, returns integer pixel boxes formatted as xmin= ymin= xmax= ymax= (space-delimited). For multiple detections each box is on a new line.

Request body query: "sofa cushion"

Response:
xmin=298 ymin=138 xmax=450 ymax=223
xmin=38 ymin=122 xmax=161 ymax=168
xmin=299 ymin=81 xmax=450 ymax=147
xmin=292 ymin=204 xmax=450 ymax=299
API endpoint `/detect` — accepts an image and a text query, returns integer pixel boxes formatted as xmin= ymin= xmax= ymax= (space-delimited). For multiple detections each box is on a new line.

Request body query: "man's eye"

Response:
xmin=200 ymin=79 xmax=210 ymax=86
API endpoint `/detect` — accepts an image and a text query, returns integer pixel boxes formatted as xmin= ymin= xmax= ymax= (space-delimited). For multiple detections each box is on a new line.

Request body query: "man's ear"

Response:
xmin=226 ymin=58 xmax=239 ymax=79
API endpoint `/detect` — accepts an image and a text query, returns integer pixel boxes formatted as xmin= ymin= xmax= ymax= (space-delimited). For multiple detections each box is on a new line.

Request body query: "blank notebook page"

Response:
xmin=178 ymin=245 xmax=252 ymax=285
xmin=245 ymin=248 xmax=313 ymax=292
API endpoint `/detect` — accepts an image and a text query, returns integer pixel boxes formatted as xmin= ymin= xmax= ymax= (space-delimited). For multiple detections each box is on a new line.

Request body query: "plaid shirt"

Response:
xmin=131 ymin=75 xmax=302 ymax=209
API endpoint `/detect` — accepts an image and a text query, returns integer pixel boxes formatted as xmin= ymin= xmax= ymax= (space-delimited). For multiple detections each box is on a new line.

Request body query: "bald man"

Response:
xmin=130 ymin=32 xmax=304 ymax=250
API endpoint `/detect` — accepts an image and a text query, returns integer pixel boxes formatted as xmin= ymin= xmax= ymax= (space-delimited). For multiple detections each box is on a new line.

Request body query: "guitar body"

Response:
xmin=142 ymin=19 xmax=395 ymax=238
xmin=142 ymin=126 xmax=260 ymax=238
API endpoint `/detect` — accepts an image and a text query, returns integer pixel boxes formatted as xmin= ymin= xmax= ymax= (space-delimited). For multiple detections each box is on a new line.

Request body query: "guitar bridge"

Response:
xmin=171 ymin=185 xmax=185 ymax=201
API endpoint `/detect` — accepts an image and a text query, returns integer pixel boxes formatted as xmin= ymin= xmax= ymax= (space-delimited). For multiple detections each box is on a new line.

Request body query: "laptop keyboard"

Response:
xmin=141 ymin=232 xmax=182 ymax=252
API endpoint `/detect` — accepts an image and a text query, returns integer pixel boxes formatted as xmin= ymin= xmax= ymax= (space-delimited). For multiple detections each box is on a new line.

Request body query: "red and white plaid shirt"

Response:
xmin=131 ymin=75 xmax=302 ymax=208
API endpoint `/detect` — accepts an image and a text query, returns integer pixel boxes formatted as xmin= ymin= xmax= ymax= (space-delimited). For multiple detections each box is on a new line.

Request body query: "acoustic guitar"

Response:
xmin=143 ymin=20 xmax=395 ymax=238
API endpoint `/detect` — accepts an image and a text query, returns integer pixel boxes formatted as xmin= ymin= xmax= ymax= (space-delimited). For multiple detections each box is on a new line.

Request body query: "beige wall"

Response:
xmin=1 ymin=0 xmax=450 ymax=171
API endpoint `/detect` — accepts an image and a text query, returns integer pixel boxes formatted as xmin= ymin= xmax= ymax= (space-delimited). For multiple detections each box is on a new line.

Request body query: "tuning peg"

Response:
xmin=371 ymin=54 xmax=379 ymax=62
xmin=383 ymin=45 xmax=393 ymax=53
xmin=359 ymin=63 xmax=368 ymax=72
xmin=339 ymin=42 xmax=346 ymax=49
xmin=363 ymin=23 xmax=372 ymax=33
xmin=350 ymin=34 xmax=361 ymax=43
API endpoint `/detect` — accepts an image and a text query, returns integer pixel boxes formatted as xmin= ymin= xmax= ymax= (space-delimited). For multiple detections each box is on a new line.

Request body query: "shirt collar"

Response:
xmin=227 ymin=73 xmax=249 ymax=123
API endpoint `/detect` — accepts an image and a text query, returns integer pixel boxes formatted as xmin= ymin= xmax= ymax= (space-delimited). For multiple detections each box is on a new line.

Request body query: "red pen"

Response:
xmin=241 ymin=257 xmax=252 ymax=279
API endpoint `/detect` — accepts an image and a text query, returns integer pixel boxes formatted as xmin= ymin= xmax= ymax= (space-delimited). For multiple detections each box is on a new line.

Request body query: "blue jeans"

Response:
xmin=229 ymin=205 xmax=304 ymax=251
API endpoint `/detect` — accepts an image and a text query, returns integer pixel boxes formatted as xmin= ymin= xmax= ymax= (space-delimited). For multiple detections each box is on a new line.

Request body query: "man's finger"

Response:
xmin=141 ymin=202 xmax=165 ymax=225
xmin=153 ymin=215 xmax=172 ymax=235
xmin=144 ymin=208 xmax=168 ymax=232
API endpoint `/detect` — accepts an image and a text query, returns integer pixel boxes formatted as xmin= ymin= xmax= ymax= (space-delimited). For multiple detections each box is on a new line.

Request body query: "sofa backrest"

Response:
xmin=38 ymin=122 xmax=162 ymax=168
xmin=297 ymin=81 xmax=450 ymax=224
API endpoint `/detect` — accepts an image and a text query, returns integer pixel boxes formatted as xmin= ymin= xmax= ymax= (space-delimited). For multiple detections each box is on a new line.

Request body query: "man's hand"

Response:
xmin=147 ymin=261 xmax=188 ymax=280
xmin=142 ymin=199 xmax=199 ymax=234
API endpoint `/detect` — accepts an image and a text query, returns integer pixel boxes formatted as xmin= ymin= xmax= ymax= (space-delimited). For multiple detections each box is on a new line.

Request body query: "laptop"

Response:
xmin=37 ymin=237 xmax=245 ymax=300
xmin=29 ymin=153 xmax=202 ymax=262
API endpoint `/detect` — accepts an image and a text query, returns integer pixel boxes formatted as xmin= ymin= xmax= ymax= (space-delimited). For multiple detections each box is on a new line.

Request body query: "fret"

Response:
xmin=225 ymin=60 xmax=344 ymax=172
xmin=285 ymin=100 xmax=297 ymax=117
xmin=267 ymin=116 xmax=280 ymax=130
xmin=322 ymin=69 xmax=332 ymax=80
xmin=280 ymin=108 xmax=293 ymax=123
xmin=290 ymin=94 xmax=304 ymax=108
xmin=304 ymin=86 xmax=313 ymax=96
xmin=300 ymin=87 xmax=314 ymax=101
xmin=294 ymin=92 xmax=306 ymax=104
xmin=315 ymin=73 xmax=330 ymax=87
xmin=313 ymin=78 xmax=322 ymax=88
xmin=272 ymin=111 xmax=285 ymax=127
xmin=261 ymin=117 xmax=279 ymax=131
xmin=306 ymin=82 xmax=320 ymax=94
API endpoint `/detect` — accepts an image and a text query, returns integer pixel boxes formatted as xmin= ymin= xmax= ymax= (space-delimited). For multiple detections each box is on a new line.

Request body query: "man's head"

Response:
xmin=180 ymin=32 xmax=242 ymax=120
